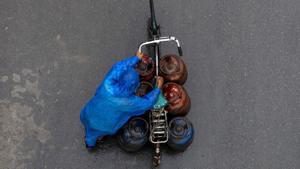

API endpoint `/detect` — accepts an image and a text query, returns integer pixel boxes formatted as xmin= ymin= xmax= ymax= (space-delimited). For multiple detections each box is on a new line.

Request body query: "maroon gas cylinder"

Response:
xmin=135 ymin=81 xmax=153 ymax=97
xmin=167 ymin=117 xmax=194 ymax=152
xmin=162 ymin=82 xmax=191 ymax=116
xmin=159 ymin=54 xmax=188 ymax=85
xmin=117 ymin=117 xmax=149 ymax=152
xmin=135 ymin=54 xmax=155 ymax=81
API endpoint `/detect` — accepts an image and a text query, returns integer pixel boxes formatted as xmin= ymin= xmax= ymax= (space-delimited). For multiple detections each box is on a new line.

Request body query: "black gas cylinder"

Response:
xmin=167 ymin=117 xmax=194 ymax=152
xmin=117 ymin=117 xmax=149 ymax=152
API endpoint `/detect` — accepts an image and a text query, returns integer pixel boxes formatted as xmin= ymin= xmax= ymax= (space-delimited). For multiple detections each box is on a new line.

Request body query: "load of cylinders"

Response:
xmin=117 ymin=54 xmax=194 ymax=152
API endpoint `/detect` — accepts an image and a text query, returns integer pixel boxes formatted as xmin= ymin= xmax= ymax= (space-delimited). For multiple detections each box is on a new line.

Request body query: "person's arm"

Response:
xmin=125 ymin=76 xmax=164 ymax=114
xmin=97 ymin=56 xmax=140 ymax=95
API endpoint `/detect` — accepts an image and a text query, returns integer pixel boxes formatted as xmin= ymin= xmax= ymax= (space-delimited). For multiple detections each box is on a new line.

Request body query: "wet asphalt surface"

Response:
xmin=0 ymin=0 xmax=299 ymax=169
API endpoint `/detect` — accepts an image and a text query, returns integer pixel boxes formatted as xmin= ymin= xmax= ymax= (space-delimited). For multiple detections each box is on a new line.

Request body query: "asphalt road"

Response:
xmin=0 ymin=0 xmax=299 ymax=169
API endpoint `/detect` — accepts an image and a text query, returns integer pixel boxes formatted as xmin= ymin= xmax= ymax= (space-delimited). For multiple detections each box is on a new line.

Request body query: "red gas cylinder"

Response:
xmin=159 ymin=54 xmax=187 ymax=85
xmin=135 ymin=55 xmax=155 ymax=81
xmin=135 ymin=81 xmax=153 ymax=97
xmin=162 ymin=82 xmax=191 ymax=116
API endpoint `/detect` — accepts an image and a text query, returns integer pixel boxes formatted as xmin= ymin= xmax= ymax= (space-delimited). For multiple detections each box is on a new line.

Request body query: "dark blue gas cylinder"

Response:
xmin=117 ymin=117 xmax=149 ymax=152
xmin=167 ymin=117 xmax=194 ymax=151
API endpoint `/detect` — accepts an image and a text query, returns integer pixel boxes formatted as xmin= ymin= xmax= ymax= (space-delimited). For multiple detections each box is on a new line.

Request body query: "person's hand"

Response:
xmin=156 ymin=76 xmax=164 ymax=89
xmin=136 ymin=51 xmax=145 ymax=60
xmin=80 ymin=56 xmax=160 ymax=148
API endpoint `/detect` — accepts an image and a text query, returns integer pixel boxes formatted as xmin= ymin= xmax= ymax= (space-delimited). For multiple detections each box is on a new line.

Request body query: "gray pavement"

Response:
xmin=0 ymin=0 xmax=299 ymax=169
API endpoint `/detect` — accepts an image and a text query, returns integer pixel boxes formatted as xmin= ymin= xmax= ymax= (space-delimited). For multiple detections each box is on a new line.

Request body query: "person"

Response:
xmin=80 ymin=53 xmax=162 ymax=148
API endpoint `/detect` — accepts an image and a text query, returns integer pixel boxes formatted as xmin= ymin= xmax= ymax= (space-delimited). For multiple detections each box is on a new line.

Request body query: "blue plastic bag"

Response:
xmin=80 ymin=56 xmax=160 ymax=147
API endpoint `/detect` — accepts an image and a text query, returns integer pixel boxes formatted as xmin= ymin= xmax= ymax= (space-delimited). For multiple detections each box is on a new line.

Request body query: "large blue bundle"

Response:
xmin=80 ymin=56 xmax=160 ymax=147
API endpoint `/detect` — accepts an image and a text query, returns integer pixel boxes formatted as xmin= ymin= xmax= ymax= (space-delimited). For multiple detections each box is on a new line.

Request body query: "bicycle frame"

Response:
xmin=138 ymin=0 xmax=184 ymax=167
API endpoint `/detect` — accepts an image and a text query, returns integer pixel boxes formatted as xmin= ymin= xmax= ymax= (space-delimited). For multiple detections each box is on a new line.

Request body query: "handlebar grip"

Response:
xmin=178 ymin=46 xmax=183 ymax=56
